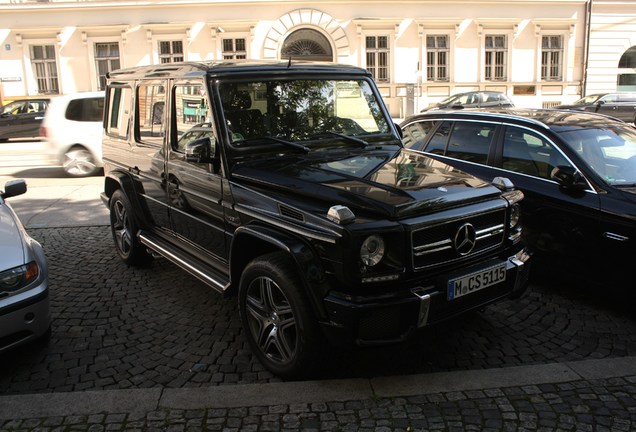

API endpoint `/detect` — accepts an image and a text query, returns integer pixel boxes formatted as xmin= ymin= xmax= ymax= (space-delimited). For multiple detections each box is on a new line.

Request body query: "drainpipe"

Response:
xmin=582 ymin=0 xmax=593 ymax=97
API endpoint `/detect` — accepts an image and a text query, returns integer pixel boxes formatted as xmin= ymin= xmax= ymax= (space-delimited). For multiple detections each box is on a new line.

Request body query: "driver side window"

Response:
xmin=502 ymin=126 xmax=572 ymax=180
xmin=172 ymin=83 xmax=216 ymax=156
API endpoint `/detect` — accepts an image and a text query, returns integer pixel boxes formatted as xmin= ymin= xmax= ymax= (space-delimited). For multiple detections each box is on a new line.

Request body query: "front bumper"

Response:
xmin=321 ymin=248 xmax=531 ymax=346
xmin=0 ymin=280 xmax=51 ymax=353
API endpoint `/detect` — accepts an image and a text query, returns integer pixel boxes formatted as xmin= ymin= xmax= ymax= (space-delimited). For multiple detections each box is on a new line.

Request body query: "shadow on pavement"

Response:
xmin=10 ymin=167 xmax=72 ymax=179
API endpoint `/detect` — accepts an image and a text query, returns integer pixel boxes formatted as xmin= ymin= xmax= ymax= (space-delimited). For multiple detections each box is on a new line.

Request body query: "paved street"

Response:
xmin=1 ymin=149 xmax=635 ymax=430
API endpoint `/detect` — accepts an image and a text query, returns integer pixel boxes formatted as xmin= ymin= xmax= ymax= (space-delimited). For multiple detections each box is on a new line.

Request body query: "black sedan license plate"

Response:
xmin=447 ymin=263 xmax=506 ymax=300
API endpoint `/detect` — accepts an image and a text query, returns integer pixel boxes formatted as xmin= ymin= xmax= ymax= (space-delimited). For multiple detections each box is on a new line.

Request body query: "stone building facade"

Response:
xmin=0 ymin=0 xmax=635 ymax=116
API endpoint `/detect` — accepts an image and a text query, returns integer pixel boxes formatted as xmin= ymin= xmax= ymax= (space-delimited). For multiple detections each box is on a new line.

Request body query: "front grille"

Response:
xmin=412 ymin=209 xmax=506 ymax=270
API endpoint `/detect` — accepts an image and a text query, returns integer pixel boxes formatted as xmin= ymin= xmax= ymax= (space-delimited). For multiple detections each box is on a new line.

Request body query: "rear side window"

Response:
xmin=136 ymin=83 xmax=167 ymax=146
xmin=402 ymin=120 xmax=439 ymax=151
xmin=65 ymin=97 xmax=104 ymax=122
xmin=445 ymin=121 xmax=495 ymax=164
xmin=424 ymin=121 xmax=452 ymax=155
xmin=106 ymin=86 xmax=132 ymax=138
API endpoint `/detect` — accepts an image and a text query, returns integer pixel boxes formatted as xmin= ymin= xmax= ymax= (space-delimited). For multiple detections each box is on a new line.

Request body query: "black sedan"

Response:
xmin=0 ymin=98 xmax=50 ymax=141
xmin=556 ymin=93 xmax=636 ymax=125
xmin=400 ymin=108 xmax=636 ymax=280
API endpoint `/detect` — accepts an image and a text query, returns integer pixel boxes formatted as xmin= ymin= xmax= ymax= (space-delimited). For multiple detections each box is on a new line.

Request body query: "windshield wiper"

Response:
xmin=309 ymin=131 xmax=368 ymax=147
xmin=234 ymin=136 xmax=310 ymax=153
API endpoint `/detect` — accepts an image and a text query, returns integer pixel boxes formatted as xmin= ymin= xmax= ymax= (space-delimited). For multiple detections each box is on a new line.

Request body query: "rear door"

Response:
xmin=615 ymin=94 xmax=636 ymax=123
xmin=129 ymin=80 xmax=172 ymax=231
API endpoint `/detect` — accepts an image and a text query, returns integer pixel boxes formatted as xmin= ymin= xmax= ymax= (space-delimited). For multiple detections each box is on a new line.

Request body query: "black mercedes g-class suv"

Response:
xmin=101 ymin=60 xmax=530 ymax=378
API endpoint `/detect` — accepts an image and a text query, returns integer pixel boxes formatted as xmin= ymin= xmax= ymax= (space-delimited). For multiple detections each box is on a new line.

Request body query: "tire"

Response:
xmin=109 ymin=189 xmax=152 ymax=266
xmin=239 ymin=252 xmax=321 ymax=379
xmin=63 ymin=146 xmax=99 ymax=177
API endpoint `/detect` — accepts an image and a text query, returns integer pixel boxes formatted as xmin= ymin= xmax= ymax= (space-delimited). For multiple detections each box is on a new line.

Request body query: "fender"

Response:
xmin=230 ymin=224 xmax=333 ymax=320
xmin=103 ymin=169 xmax=154 ymax=230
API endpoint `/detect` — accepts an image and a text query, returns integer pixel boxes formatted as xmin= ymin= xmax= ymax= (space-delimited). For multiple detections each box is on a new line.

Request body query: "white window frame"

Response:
xmin=360 ymin=30 xmax=393 ymax=83
xmin=22 ymin=38 xmax=61 ymax=95
xmin=540 ymin=34 xmax=565 ymax=81
xmin=483 ymin=33 xmax=510 ymax=82
xmin=536 ymin=30 xmax=570 ymax=82
xmin=87 ymin=36 xmax=123 ymax=92
xmin=150 ymin=33 xmax=187 ymax=64
xmin=158 ymin=39 xmax=184 ymax=64
xmin=217 ymin=32 xmax=250 ymax=60
xmin=424 ymin=32 xmax=452 ymax=82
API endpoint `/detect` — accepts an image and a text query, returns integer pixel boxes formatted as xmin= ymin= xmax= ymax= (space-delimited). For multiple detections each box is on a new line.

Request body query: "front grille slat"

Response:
xmin=411 ymin=209 xmax=506 ymax=270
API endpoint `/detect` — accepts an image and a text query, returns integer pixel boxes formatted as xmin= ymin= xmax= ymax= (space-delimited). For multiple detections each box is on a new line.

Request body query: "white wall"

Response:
xmin=0 ymin=0 xmax=592 ymax=113
xmin=586 ymin=0 xmax=636 ymax=96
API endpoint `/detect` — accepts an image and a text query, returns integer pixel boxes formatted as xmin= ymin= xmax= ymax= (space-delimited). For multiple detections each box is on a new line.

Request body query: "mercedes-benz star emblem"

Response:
xmin=454 ymin=223 xmax=477 ymax=256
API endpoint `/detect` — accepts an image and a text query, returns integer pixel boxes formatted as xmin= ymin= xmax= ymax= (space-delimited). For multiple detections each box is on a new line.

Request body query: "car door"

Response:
xmin=593 ymin=94 xmax=621 ymax=119
xmin=15 ymin=100 xmax=48 ymax=138
xmin=129 ymin=80 xmax=172 ymax=231
xmin=615 ymin=94 xmax=636 ymax=123
xmin=0 ymin=101 xmax=27 ymax=139
xmin=494 ymin=125 xmax=602 ymax=259
xmin=166 ymin=81 xmax=228 ymax=261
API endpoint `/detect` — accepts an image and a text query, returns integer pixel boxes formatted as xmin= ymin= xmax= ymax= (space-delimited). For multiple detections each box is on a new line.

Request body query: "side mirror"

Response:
xmin=2 ymin=179 xmax=27 ymax=199
xmin=451 ymin=103 xmax=464 ymax=110
xmin=394 ymin=123 xmax=403 ymax=139
xmin=551 ymin=166 xmax=587 ymax=191
xmin=185 ymin=137 xmax=212 ymax=163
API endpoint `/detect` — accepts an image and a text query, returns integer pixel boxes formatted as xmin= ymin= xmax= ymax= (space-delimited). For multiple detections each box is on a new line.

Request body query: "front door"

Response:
xmin=495 ymin=125 xmax=602 ymax=259
xmin=166 ymin=82 xmax=228 ymax=261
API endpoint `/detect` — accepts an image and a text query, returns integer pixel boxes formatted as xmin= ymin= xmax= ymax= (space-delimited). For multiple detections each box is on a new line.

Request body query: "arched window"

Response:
xmin=618 ymin=46 xmax=636 ymax=91
xmin=281 ymin=29 xmax=333 ymax=62
xmin=618 ymin=46 xmax=636 ymax=68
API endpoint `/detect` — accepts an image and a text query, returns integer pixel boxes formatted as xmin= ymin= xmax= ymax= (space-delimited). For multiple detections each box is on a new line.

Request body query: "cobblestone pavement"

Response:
xmin=1 ymin=225 xmax=636 ymax=430
xmin=1 ymin=226 xmax=635 ymax=394
xmin=2 ymin=375 xmax=636 ymax=431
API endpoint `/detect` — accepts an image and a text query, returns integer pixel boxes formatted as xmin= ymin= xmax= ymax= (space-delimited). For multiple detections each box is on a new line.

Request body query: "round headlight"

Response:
xmin=360 ymin=235 xmax=385 ymax=267
xmin=509 ymin=203 xmax=521 ymax=229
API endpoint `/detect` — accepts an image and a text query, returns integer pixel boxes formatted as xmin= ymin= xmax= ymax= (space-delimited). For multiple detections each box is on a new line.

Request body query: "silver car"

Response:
xmin=0 ymin=179 xmax=51 ymax=352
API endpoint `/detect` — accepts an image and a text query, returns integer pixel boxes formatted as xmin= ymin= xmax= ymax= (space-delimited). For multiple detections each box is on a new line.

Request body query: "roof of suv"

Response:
xmin=406 ymin=107 xmax=627 ymax=131
xmin=107 ymin=60 xmax=372 ymax=80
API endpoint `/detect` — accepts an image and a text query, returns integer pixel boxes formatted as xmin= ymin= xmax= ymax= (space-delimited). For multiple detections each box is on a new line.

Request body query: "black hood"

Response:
xmin=232 ymin=148 xmax=503 ymax=219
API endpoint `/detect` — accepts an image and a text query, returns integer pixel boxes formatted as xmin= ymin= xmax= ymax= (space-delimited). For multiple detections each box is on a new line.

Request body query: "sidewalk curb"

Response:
xmin=2 ymin=356 xmax=635 ymax=420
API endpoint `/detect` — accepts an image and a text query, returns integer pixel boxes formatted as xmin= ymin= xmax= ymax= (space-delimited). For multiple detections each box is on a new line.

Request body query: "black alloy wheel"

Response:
xmin=239 ymin=252 xmax=321 ymax=379
xmin=109 ymin=189 xmax=152 ymax=266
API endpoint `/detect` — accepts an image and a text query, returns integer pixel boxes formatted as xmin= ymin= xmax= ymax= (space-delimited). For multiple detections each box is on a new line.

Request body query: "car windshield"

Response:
xmin=0 ymin=101 xmax=24 ymax=115
xmin=572 ymin=95 xmax=602 ymax=105
xmin=218 ymin=78 xmax=391 ymax=147
xmin=557 ymin=125 xmax=636 ymax=185
xmin=437 ymin=94 xmax=459 ymax=105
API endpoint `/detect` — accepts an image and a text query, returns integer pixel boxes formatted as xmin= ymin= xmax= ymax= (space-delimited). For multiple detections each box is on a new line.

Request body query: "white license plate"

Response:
xmin=447 ymin=263 xmax=507 ymax=300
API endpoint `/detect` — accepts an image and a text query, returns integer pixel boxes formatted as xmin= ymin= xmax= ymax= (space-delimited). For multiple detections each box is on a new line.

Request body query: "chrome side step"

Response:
xmin=138 ymin=231 xmax=230 ymax=294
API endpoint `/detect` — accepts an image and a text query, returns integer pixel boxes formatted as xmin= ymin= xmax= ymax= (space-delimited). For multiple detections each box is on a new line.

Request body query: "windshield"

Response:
xmin=573 ymin=95 xmax=602 ymax=105
xmin=557 ymin=125 xmax=636 ymax=185
xmin=218 ymin=78 xmax=391 ymax=146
